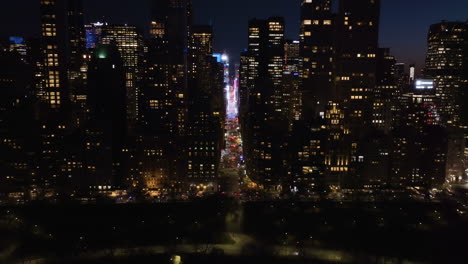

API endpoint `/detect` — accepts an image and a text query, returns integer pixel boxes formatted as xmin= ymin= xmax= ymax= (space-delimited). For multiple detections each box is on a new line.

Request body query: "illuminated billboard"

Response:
xmin=415 ymin=79 xmax=434 ymax=90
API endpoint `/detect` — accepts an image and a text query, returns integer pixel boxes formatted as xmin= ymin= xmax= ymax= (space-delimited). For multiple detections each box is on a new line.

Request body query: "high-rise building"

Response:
xmin=300 ymin=0 xmax=334 ymax=118
xmin=85 ymin=44 xmax=127 ymax=193
xmin=335 ymin=0 xmax=380 ymax=132
xmin=332 ymin=0 xmax=381 ymax=189
xmin=240 ymin=17 xmax=291 ymax=190
xmin=425 ymin=21 xmax=468 ymax=127
xmin=39 ymin=0 xmax=85 ymax=109
xmin=185 ymin=25 xmax=224 ymax=192
xmin=38 ymin=0 xmax=86 ymax=198
xmin=138 ymin=0 xmax=193 ymax=194
xmin=372 ymin=48 xmax=400 ymax=132
xmin=101 ymin=24 xmax=144 ymax=130
xmin=282 ymin=40 xmax=301 ymax=122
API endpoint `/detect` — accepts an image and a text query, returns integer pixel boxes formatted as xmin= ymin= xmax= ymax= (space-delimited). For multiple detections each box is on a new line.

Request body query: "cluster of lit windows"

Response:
xmin=47 ymin=91 xmax=61 ymax=106
xmin=144 ymin=149 xmax=163 ymax=157
xmin=2 ymin=139 xmax=21 ymax=150
xmin=150 ymin=21 xmax=165 ymax=36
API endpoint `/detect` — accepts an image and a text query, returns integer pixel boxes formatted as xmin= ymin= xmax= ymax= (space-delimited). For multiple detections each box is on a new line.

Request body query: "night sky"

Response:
xmin=0 ymin=0 xmax=466 ymax=69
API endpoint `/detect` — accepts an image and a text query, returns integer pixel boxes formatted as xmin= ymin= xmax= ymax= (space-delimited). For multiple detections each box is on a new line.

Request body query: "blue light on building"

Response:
xmin=9 ymin=36 xmax=24 ymax=45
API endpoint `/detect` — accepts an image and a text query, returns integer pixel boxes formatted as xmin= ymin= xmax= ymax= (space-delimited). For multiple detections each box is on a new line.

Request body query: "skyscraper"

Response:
xmin=425 ymin=21 xmax=468 ymax=127
xmin=425 ymin=21 xmax=468 ymax=182
xmin=38 ymin=0 xmax=86 ymax=197
xmin=138 ymin=0 xmax=193 ymax=194
xmin=85 ymin=44 xmax=127 ymax=193
xmin=101 ymin=24 xmax=144 ymax=130
xmin=300 ymin=0 xmax=334 ymax=118
xmin=335 ymin=0 xmax=380 ymax=132
xmin=241 ymin=17 xmax=290 ymax=190
xmin=373 ymin=48 xmax=400 ymax=133
xmin=185 ymin=25 xmax=224 ymax=192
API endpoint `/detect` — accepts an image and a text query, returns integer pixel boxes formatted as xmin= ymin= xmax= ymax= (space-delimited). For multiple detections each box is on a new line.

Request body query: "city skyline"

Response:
xmin=0 ymin=1 xmax=468 ymax=263
xmin=0 ymin=0 xmax=466 ymax=68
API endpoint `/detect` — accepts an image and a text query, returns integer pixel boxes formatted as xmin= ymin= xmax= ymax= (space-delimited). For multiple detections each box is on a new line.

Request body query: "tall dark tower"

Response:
xmin=300 ymin=0 xmax=334 ymax=118
xmin=335 ymin=0 xmax=380 ymax=131
xmin=373 ymin=48 xmax=399 ymax=133
xmin=101 ymin=24 xmax=144 ymax=130
xmin=185 ymin=25 xmax=224 ymax=191
xmin=85 ymin=44 xmax=127 ymax=192
xmin=331 ymin=0 xmax=381 ymax=188
xmin=138 ymin=0 xmax=193 ymax=193
xmin=150 ymin=0 xmax=192 ymax=64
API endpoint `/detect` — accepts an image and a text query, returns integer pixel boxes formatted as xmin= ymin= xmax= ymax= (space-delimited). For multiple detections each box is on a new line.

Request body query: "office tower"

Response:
xmin=335 ymin=0 xmax=380 ymax=132
xmin=185 ymin=25 xmax=224 ymax=192
xmin=425 ymin=21 xmax=468 ymax=182
xmin=300 ymin=0 xmax=334 ymax=118
xmin=425 ymin=21 xmax=468 ymax=127
xmin=242 ymin=17 xmax=286 ymax=116
xmin=138 ymin=0 xmax=192 ymax=194
xmin=150 ymin=0 xmax=192 ymax=63
xmin=240 ymin=17 xmax=290 ymax=190
xmin=85 ymin=44 xmax=127 ymax=193
xmin=39 ymin=0 xmax=72 ymax=107
xmin=283 ymin=40 xmax=302 ymax=122
xmin=372 ymin=48 xmax=400 ymax=132
xmin=266 ymin=17 xmax=285 ymax=89
xmin=38 ymin=0 xmax=86 ymax=198
xmin=345 ymin=48 xmax=398 ymax=190
xmin=292 ymin=0 xmax=334 ymax=192
xmin=244 ymin=17 xmax=285 ymax=101
xmin=189 ymin=25 xmax=213 ymax=78
xmin=101 ymin=24 xmax=144 ymax=130
xmin=334 ymin=0 xmax=381 ymax=189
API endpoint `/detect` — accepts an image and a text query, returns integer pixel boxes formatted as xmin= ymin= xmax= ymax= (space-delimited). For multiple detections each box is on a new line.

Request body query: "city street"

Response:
xmin=220 ymin=77 xmax=244 ymax=194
